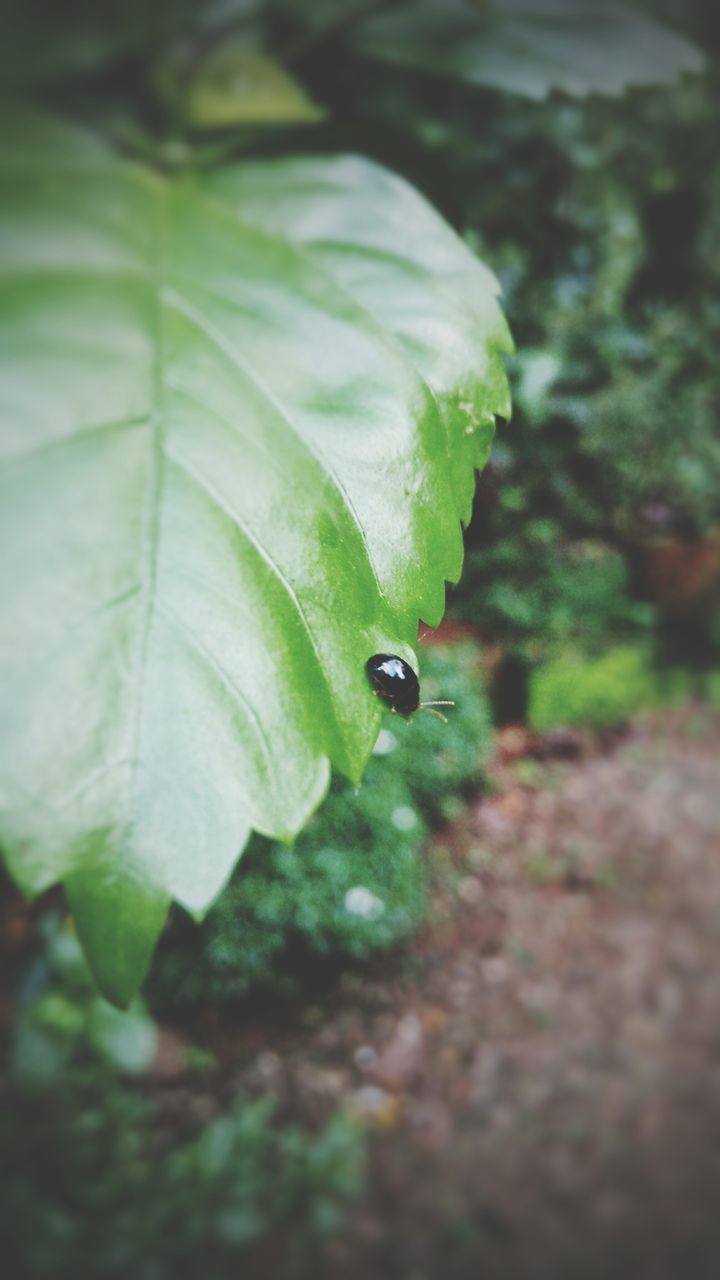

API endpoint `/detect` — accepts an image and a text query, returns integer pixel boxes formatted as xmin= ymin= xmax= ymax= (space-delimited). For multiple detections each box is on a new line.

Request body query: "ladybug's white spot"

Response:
xmin=380 ymin=657 xmax=407 ymax=680
xmin=344 ymin=886 xmax=385 ymax=920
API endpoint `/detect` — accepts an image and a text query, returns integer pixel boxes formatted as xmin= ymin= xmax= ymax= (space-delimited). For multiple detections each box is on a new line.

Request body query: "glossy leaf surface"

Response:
xmin=0 ymin=112 xmax=510 ymax=1002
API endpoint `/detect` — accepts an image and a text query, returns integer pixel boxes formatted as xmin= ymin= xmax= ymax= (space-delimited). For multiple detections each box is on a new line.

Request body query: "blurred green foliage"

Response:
xmin=463 ymin=527 xmax=653 ymax=660
xmin=150 ymin=646 xmax=492 ymax=1003
xmin=13 ymin=917 xmax=158 ymax=1084
xmin=333 ymin=12 xmax=716 ymax=662
xmin=528 ymin=644 xmax=662 ymax=730
xmin=454 ymin=62 xmax=720 ymax=657
xmin=1 ymin=920 xmax=365 ymax=1279
xmin=527 ymin=642 xmax=720 ymax=730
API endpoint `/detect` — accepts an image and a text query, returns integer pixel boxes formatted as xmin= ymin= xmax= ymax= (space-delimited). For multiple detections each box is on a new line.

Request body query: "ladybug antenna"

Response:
xmin=418 ymin=699 xmax=455 ymax=724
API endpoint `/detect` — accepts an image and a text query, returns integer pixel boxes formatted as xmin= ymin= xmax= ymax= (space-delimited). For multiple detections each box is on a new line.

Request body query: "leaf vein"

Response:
xmin=51 ymin=755 xmax=132 ymax=816
xmin=157 ymin=598 xmax=274 ymax=790
xmin=163 ymin=284 xmax=393 ymax=615
xmin=164 ymin=445 xmax=341 ymax=745
xmin=0 ymin=413 xmax=151 ymax=468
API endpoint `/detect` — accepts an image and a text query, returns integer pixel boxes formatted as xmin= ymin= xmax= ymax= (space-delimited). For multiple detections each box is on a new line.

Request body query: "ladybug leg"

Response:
xmin=372 ymin=689 xmax=394 ymax=709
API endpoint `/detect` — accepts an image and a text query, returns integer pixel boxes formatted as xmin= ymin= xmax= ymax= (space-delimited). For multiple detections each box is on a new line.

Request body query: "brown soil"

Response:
xmin=190 ymin=707 xmax=720 ymax=1280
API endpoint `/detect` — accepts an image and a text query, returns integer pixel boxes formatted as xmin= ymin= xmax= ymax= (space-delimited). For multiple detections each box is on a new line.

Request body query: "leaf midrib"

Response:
xmin=124 ymin=176 xmax=357 ymax=822
xmin=127 ymin=182 xmax=165 ymax=836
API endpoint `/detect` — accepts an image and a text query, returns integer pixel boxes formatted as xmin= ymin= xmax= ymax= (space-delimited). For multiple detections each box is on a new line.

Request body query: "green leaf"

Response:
xmin=353 ymin=0 xmax=704 ymax=100
xmin=0 ymin=110 xmax=510 ymax=1003
xmin=86 ymin=995 xmax=158 ymax=1073
xmin=183 ymin=44 xmax=325 ymax=128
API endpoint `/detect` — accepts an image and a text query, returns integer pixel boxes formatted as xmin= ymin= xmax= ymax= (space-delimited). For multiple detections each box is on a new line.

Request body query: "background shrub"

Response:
xmin=528 ymin=645 xmax=661 ymax=731
xmin=1 ymin=922 xmax=365 ymax=1280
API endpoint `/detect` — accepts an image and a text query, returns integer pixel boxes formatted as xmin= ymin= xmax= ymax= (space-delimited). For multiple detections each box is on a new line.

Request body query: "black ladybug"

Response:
xmin=365 ymin=654 xmax=454 ymax=722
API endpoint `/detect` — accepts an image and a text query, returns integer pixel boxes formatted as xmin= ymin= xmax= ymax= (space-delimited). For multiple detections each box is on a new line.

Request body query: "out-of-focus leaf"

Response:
xmin=182 ymin=43 xmax=325 ymax=127
xmin=86 ymin=997 xmax=158 ymax=1072
xmin=353 ymin=0 xmax=704 ymax=100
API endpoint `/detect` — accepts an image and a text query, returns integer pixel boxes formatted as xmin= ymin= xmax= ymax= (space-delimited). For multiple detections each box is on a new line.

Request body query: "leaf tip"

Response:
xmin=65 ymin=866 xmax=169 ymax=1008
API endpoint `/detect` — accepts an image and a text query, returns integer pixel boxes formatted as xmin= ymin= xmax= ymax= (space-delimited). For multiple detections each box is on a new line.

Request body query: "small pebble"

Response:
xmin=458 ymin=875 xmax=484 ymax=905
xmin=354 ymin=1044 xmax=379 ymax=1071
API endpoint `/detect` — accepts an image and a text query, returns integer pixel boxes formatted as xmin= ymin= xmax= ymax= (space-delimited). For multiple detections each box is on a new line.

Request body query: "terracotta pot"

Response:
xmin=629 ymin=528 xmax=720 ymax=621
